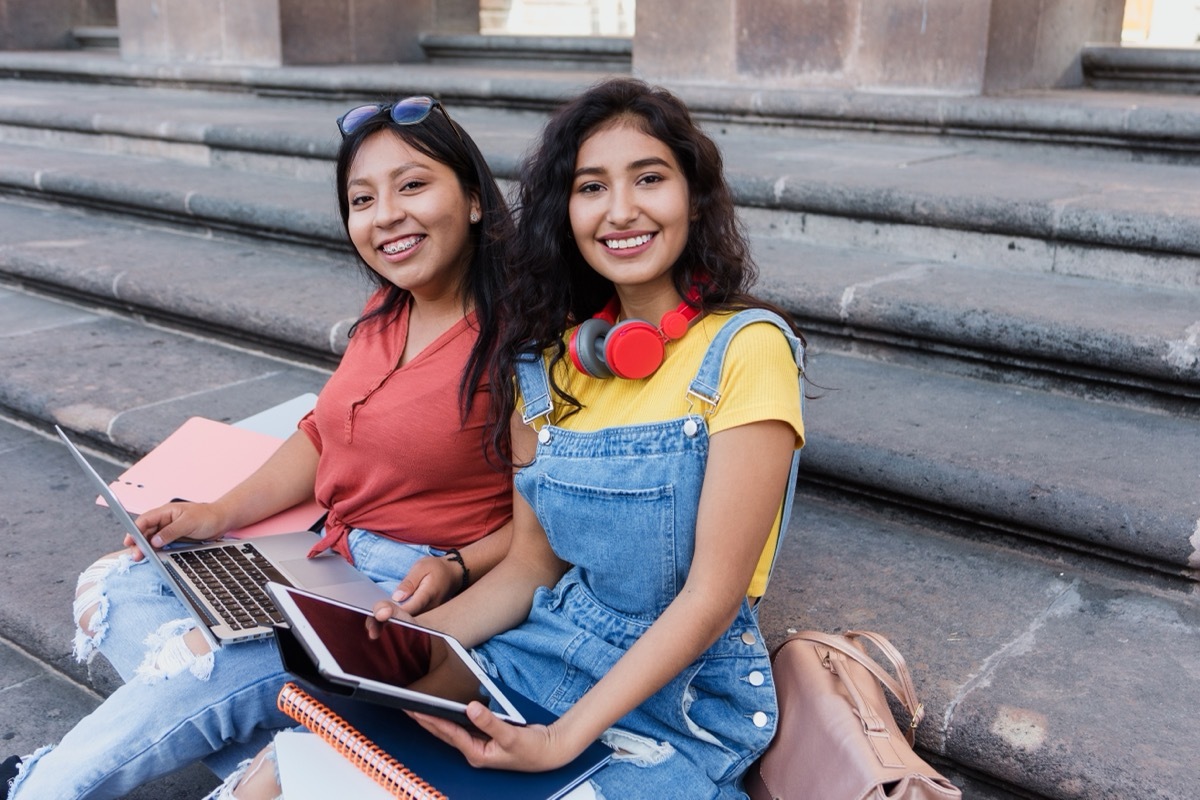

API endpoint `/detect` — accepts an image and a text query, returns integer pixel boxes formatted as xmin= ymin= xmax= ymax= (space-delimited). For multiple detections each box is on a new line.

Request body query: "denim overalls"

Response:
xmin=474 ymin=310 xmax=805 ymax=800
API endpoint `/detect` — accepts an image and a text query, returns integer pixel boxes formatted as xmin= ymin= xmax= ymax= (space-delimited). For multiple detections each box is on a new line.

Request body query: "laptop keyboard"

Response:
xmin=171 ymin=544 xmax=290 ymax=631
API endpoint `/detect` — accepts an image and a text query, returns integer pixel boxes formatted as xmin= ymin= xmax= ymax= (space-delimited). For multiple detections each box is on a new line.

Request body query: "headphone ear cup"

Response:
xmin=570 ymin=318 xmax=615 ymax=378
xmin=604 ymin=319 xmax=665 ymax=380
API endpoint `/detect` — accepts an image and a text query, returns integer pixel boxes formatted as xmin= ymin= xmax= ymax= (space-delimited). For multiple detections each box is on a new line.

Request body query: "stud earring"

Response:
xmin=470 ymin=212 xmax=480 ymax=223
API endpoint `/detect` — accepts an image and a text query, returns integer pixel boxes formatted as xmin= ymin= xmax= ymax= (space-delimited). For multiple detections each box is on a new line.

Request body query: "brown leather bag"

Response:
xmin=744 ymin=630 xmax=961 ymax=800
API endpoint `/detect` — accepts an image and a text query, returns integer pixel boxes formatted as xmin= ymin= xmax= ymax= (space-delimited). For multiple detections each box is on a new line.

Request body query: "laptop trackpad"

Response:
xmin=276 ymin=556 xmax=385 ymax=606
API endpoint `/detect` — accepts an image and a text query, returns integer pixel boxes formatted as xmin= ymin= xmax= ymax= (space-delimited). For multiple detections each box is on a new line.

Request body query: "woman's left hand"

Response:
xmin=391 ymin=555 xmax=461 ymax=615
xmin=410 ymin=702 xmax=580 ymax=773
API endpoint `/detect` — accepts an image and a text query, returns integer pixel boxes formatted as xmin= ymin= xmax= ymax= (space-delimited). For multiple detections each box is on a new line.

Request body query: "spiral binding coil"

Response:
xmin=277 ymin=682 xmax=448 ymax=800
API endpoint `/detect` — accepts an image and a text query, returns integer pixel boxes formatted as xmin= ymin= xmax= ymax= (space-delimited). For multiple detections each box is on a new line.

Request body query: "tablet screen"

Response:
xmin=274 ymin=585 xmax=525 ymax=726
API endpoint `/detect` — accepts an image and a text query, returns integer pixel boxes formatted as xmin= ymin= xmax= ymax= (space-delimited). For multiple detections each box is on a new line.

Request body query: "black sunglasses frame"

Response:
xmin=336 ymin=96 xmax=466 ymax=149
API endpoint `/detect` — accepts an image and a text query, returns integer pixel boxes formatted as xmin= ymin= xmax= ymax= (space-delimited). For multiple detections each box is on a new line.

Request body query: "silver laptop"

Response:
xmin=57 ymin=426 xmax=385 ymax=647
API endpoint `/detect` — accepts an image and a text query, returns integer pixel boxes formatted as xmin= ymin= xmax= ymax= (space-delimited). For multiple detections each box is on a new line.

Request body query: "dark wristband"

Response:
xmin=443 ymin=548 xmax=469 ymax=592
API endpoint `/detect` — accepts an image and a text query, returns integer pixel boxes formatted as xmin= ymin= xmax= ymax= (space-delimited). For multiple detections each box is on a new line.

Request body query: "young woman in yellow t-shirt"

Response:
xmin=399 ymin=78 xmax=806 ymax=798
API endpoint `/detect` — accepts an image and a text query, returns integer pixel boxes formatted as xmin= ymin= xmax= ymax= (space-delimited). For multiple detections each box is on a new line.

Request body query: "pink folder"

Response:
xmin=101 ymin=416 xmax=325 ymax=539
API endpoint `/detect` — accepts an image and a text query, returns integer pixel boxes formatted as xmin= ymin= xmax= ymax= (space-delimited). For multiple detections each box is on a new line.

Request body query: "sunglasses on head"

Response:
xmin=336 ymin=95 xmax=465 ymax=146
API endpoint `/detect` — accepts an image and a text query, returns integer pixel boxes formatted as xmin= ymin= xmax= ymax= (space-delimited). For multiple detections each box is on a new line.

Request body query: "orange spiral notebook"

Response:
xmin=276 ymin=681 xmax=611 ymax=800
xmin=278 ymin=682 xmax=446 ymax=799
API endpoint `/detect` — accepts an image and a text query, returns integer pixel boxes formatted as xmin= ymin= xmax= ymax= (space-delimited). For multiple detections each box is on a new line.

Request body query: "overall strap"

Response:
xmin=515 ymin=351 xmax=553 ymax=426
xmin=687 ymin=309 xmax=807 ymax=598
xmin=686 ymin=309 xmax=805 ymax=409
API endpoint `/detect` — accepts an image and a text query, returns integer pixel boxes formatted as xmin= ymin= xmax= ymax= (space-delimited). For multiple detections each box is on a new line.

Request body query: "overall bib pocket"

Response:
xmin=536 ymin=475 xmax=677 ymax=617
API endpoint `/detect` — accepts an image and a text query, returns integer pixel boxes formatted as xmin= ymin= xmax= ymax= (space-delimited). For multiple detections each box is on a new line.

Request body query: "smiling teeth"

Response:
xmin=382 ymin=237 xmax=421 ymax=255
xmin=605 ymin=234 xmax=653 ymax=250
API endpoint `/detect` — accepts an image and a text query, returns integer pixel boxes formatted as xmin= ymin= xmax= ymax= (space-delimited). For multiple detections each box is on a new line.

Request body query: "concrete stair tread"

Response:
xmin=0 ymin=638 xmax=219 ymax=798
xmin=725 ymin=139 xmax=1200 ymax=262
xmin=0 ymin=196 xmax=368 ymax=360
xmin=1 ymin=283 xmax=1194 ymax=578
xmin=8 ymin=49 xmax=1200 ymax=154
xmin=806 ymin=352 xmax=1200 ymax=574
xmin=2 ymin=412 xmax=1195 ymax=800
xmin=7 ymin=78 xmax=1200 ymax=271
xmin=753 ymin=236 xmax=1200 ymax=392
xmin=0 ymin=76 xmax=546 ymax=173
xmin=0 ymin=286 xmax=328 ymax=456
xmin=4 ymin=191 xmax=1198 ymax=404
xmin=0 ymin=139 xmax=345 ymax=245
xmin=758 ymin=486 xmax=1200 ymax=800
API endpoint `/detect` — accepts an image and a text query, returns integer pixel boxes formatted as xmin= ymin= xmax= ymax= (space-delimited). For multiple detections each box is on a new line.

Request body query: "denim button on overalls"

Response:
xmin=475 ymin=310 xmax=805 ymax=799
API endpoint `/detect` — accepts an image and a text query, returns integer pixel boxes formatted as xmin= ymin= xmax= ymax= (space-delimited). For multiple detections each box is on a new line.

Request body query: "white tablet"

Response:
xmin=268 ymin=583 xmax=526 ymax=727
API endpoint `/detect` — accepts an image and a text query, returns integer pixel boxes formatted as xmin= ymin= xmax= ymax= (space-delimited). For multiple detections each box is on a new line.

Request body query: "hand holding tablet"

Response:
xmin=267 ymin=584 xmax=527 ymax=730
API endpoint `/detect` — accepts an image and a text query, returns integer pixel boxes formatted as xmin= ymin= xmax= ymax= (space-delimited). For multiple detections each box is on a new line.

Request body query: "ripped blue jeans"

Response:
xmin=9 ymin=530 xmax=429 ymax=800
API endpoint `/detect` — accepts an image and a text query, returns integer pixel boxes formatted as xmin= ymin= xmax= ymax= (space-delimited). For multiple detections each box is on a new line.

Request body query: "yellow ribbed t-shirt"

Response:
xmin=527 ymin=312 xmax=804 ymax=597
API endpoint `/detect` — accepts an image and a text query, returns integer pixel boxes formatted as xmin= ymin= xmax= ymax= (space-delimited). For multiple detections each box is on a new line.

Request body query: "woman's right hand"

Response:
xmin=366 ymin=598 xmax=417 ymax=640
xmin=129 ymin=501 xmax=228 ymax=560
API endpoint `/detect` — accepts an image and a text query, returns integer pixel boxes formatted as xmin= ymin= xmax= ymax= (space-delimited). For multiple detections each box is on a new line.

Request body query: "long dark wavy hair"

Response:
xmin=487 ymin=77 xmax=802 ymax=459
xmin=335 ymin=100 xmax=515 ymax=463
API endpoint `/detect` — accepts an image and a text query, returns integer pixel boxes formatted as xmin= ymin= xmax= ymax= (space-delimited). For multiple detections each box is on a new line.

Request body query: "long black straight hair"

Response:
xmin=334 ymin=100 xmax=515 ymax=463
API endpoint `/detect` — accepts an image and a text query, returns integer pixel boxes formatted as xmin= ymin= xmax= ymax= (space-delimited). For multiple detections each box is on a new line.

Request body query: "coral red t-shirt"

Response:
xmin=302 ymin=294 xmax=511 ymax=562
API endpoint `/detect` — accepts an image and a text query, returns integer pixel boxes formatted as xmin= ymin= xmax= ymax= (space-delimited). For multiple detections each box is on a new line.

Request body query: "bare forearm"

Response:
xmin=418 ymin=414 xmax=563 ymax=644
xmin=455 ymin=520 xmax=513 ymax=584
xmin=419 ymin=537 xmax=565 ymax=647
xmin=210 ymin=431 xmax=319 ymax=530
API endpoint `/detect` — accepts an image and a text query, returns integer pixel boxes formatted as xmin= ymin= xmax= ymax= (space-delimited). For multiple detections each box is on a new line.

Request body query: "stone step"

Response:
xmin=752 ymin=236 xmax=1200 ymax=411
xmin=4 ymin=180 xmax=1198 ymax=416
xmin=757 ymin=483 xmax=1199 ymax=800
xmin=418 ymin=33 xmax=632 ymax=72
xmin=0 ymin=139 xmax=343 ymax=249
xmin=0 ymin=286 xmax=328 ymax=460
xmin=2 ymin=266 xmax=1196 ymax=584
xmin=69 ymin=26 xmax=120 ymax=51
xmin=7 ymin=50 xmax=1200 ymax=161
xmin=1083 ymin=44 xmax=1200 ymax=95
xmin=804 ymin=351 xmax=1200 ymax=578
xmin=0 ymin=197 xmax=365 ymax=365
xmin=4 ymin=77 xmax=1200 ymax=294
xmin=3 ymin=405 xmax=1195 ymax=800
xmin=0 ymin=635 xmax=219 ymax=798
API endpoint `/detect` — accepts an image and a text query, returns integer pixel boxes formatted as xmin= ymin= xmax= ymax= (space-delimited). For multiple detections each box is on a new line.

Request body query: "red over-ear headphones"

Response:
xmin=569 ymin=288 xmax=702 ymax=380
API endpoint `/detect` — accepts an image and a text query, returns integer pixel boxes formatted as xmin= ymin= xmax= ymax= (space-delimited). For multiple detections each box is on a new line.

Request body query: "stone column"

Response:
xmin=1 ymin=0 xmax=116 ymax=49
xmin=634 ymin=0 xmax=1125 ymax=94
xmin=116 ymin=0 xmax=481 ymax=66
xmin=983 ymin=0 xmax=1126 ymax=92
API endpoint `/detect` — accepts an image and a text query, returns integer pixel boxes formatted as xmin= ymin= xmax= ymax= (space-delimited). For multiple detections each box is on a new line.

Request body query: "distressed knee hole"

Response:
xmin=135 ymin=618 xmax=217 ymax=683
xmin=204 ymin=745 xmax=280 ymax=800
xmin=233 ymin=745 xmax=281 ymax=800
xmin=71 ymin=554 xmax=130 ymax=662
xmin=601 ymin=728 xmax=675 ymax=768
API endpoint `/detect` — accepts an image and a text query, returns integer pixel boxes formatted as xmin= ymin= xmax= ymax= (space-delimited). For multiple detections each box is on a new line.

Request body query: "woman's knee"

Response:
xmin=135 ymin=619 xmax=218 ymax=682
xmin=206 ymin=745 xmax=281 ymax=800
xmin=72 ymin=551 xmax=132 ymax=658
xmin=73 ymin=552 xmax=217 ymax=676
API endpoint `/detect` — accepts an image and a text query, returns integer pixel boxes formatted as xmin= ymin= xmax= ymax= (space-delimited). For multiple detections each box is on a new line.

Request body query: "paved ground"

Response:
xmin=0 ymin=635 xmax=220 ymax=798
